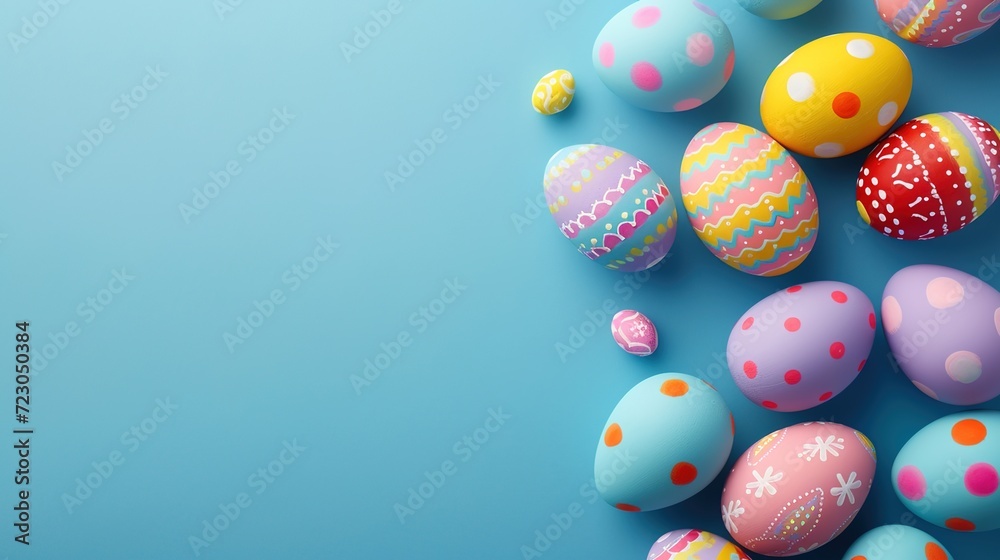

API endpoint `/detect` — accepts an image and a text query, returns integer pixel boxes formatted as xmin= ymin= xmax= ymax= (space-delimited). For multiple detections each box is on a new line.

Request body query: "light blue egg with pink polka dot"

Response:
xmin=892 ymin=410 xmax=1000 ymax=532
xmin=593 ymin=0 xmax=735 ymax=112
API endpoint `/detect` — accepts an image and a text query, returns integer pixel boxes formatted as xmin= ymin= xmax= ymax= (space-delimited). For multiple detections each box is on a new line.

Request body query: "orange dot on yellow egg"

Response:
xmin=661 ymin=379 xmax=689 ymax=397
xmin=952 ymin=419 xmax=987 ymax=446
xmin=670 ymin=462 xmax=698 ymax=485
xmin=833 ymin=91 xmax=861 ymax=119
xmin=604 ymin=423 xmax=623 ymax=447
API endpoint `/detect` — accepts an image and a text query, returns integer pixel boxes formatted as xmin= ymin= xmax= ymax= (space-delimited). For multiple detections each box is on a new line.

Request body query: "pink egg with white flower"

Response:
xmin=611 ymin=310 xmax=658 ymax=356
xmin=721 ymin=422 xmax=876 ymax=557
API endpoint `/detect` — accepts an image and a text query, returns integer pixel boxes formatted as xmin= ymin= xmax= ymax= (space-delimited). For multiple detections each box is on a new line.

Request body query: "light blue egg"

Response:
xmin=736 ymin=0 xmax=823 ymax=19
xmin=592 ymin=1 xmax=735 ymax=112
xmin=594 ymin=373 xmax=734 ymax=511
xmin=892 ymin=410 xmax=1000 ymax=532
xmin=842 ymin=525 xmax=953 ymax=560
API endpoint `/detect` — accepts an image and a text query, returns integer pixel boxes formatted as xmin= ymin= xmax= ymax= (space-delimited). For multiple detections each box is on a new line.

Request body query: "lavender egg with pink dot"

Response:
xmin=612 ymin=310 xmax=658 ymax=356
xmin=882 ymin=264 xmax=1000 ymax=405
xmin=593 ymin=0 xmax=735 ymax=112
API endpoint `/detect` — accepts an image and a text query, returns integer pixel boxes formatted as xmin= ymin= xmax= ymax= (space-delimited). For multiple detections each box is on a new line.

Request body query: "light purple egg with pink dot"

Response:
xmin=611 ymin=310 xmax=658 ymax=356
xmin=883 ymin=264 xmax=1000 ymax=405
xmin=592 ymin=0 xmax=736 ymax=112
xmin=727 ymin=281 xmax=876 ymax=411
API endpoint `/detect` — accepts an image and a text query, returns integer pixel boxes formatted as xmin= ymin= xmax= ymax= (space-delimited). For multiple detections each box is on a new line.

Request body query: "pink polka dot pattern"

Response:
xmin=965 ymin=463 xmax=999 ymax=497
xmin=631 ymin=62 xmax=663 ymax=91
xmin=592 ymin=0 xmax=734 ymax=112
xmin=673 ymin=98 xmax=702 ymax=111
xmin=926 ymin=277 xmax=965 ymax=309
xmin=897 ymin=465 xmax=927 ymax=500
xmin=728 ymin=282 xmax=876 ymax=411
xmin=686 ymin=32 xmax=715 ymax=66
xmin=632 ymin=6 xmax=661 ymax=28
xmin=945 ymin=350 xmax=983 ymax=384
xmin=882 ymin=264 xmax=1000 ymax=405
xmin=599 ymin=42 xmax=615 ymax=68
xmin=882 ymin=296 xmax=903 ymax=335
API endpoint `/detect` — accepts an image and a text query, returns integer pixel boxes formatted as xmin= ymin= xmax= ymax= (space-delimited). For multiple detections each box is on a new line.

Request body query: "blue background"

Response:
xmin=1 ymin=0 xmax=998 ymax=558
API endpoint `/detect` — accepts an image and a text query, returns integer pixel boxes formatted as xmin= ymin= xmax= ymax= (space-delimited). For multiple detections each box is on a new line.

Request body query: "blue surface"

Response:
xmin=1 ymin=0 xmax=998 ymax=558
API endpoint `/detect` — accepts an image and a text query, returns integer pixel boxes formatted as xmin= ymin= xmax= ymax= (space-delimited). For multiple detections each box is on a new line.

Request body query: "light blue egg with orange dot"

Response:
xmin=892 ymin=410 xmax=1000 ymax=532
xmin=842 ymin=525 xmax=953 ymax=560
xmin=594 ymin=373 xmax=734 ymax=512
xmin=592 ymin=0 xmax=735 ymax=112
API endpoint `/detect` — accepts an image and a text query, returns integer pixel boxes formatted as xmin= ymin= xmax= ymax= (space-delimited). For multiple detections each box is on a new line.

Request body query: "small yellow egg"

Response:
xmin=532 ymin=69 xmax=575 ymax=116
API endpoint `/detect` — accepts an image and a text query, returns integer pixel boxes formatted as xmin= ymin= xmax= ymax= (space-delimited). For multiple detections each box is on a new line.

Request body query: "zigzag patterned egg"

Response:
xmin=680 ymin=123 xmax=818 ymax=276
xmin=857 ymin=112 xmax=1000 ymax=240
xmin=544 ymin=144 xmax=678 ymax=272
xmin=875 ymin=0 xmax=1000 ymax=48
xmin=722 ymin=422 xmax=876 ymax=557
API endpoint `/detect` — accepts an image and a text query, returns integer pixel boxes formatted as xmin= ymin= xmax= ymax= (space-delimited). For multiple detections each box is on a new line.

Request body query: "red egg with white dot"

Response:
xmin=727 ymin=281 xmax=876 ymax=412
xmin=856 ymin=112 xmax=1000 ymax=240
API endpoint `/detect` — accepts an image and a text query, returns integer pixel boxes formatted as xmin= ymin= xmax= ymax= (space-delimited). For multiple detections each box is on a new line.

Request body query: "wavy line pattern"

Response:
xmin=680 ymin=123 xmax=818 ymax=276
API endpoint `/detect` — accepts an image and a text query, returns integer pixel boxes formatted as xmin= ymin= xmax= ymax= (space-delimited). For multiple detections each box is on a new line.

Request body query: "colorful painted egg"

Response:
xmin=611 ymin=309 xmax=658 ymax=356
xmin=532 ymin=69 xmax=575 ymax=115
xmin=841 ymin=524 xmax=954 ymax=560
xmin=760 ymin=33 xmax=912 ymax=158
xmin=648 ymin=529 xmax=751 ymax=560
xmin=876 ymin=0 xmax=1000 ymax=47
xmin=596 ymin=373 xmax=734 ymax=512
xmin=882 ymin=264 xmax=1000 ymax=405
xmin=543 ymin=144 xmax=678 ymax=272
xmin=722 ymin=422 xmax=877 ymax=556
xmin=856 ymin=112 xmax=1000 ymax=240
xmin=727 ymin=282 xmax=876 ymax=411
xmin=736 ymin=0 xmax=823 ymax=19
xmin=593 ymin=0 xmax=735 ymax=112
xmin=892 ymin=410 xmax=1000 ymax=532
xmin=680 ymin=122 xmax=818 ymax=276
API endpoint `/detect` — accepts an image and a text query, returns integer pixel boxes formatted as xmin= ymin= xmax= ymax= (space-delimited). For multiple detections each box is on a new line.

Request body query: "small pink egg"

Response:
xmin=611 ymin=310 xmax=658 ymax=356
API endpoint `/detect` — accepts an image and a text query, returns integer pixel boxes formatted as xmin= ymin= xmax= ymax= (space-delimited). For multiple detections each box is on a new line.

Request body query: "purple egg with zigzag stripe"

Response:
xmin=543 ymin=144 xmax=678 ymax=272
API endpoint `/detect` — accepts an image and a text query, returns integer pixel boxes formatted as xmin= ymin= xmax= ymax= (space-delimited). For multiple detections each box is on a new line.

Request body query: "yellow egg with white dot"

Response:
xmin=532 ymin=69 xmax=575 ymax=115
xmin=760 ymin=33 xmax=912 ymax=159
